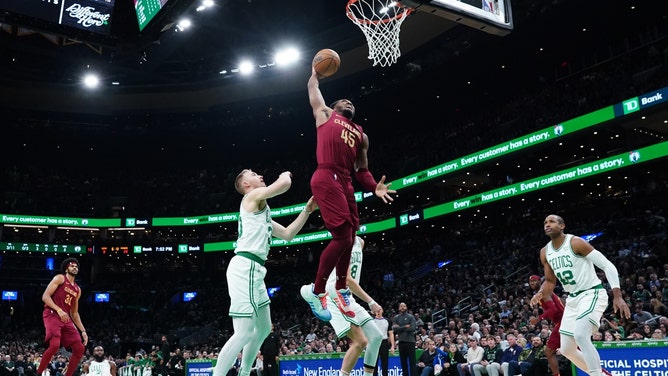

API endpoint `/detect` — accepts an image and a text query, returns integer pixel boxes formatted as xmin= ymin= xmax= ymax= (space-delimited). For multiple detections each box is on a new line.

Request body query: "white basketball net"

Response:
xmin=346 ymin=0 xmax=412 ymax=67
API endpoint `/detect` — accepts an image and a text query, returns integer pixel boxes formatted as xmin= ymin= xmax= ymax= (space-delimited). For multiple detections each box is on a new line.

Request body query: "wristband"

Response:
xmin=355 ymin=168 xmax=378 ymax=192
xmin=369 ymin=301 xmax=378 ymax=307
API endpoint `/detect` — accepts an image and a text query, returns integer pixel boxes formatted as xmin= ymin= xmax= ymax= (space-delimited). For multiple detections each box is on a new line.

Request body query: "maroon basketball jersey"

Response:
xmin=47 ymin=276 xmax=80 ymax=312
xmin=316 ymin=112 xmax=364 ymax=170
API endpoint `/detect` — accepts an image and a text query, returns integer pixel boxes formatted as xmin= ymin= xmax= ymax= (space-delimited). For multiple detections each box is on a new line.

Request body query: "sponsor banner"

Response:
xmin=615 ymin=86 xmax=668 ymax=116
xmin=575 ymin=340 xmax=668 ymax=376
xmin=186 ymin=361 xmax=213 ymax=376
xmin=280 ymin=355 xmax=402 ymax=376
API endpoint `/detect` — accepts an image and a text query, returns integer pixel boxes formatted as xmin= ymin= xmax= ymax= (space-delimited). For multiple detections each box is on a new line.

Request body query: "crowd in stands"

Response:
xmin=1 ymin=8 xmax=668 ymax=376
xmin=0 ymin=191 xmax=666 ymax=376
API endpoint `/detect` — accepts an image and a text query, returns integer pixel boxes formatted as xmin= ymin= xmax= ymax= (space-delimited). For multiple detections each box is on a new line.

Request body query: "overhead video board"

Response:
xmin=0 ymin=0 xmax=116 ymax=35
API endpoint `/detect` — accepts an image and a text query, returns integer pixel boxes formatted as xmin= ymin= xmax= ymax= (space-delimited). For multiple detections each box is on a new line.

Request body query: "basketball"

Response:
xmin=312 ymin=49 xmax=340 ymax=78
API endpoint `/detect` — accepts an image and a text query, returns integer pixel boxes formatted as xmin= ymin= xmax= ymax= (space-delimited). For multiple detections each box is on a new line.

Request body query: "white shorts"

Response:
xmin=325 ymin=286 xmax=373 ymax=338
xmin=559 ymin=287 xmax=608 ymax=336
xmin=226 ymin=255 xmax=269 ymax=317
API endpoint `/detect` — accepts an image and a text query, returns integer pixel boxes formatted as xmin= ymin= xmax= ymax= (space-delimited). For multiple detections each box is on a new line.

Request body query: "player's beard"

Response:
xmin=340 ymin=108 xmax=354 ymax=120
xmin=94 ymin=355 xmax=105 ymax=362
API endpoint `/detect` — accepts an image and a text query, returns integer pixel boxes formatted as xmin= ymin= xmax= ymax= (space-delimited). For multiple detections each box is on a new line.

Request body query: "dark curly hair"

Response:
xmin=60 ymin=257 xmax=80 ymax=273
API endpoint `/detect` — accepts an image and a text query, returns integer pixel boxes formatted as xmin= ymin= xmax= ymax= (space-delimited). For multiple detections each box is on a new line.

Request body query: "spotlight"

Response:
xmin=238 ymin=60 xmax=255 ymax=75
xmin=83 ymin=73 xmax=99 ymax=88
xmin=275 ymin=47 xmax=300 ymax=66
xmin=176 ymin=18 xmax=191 ymax=31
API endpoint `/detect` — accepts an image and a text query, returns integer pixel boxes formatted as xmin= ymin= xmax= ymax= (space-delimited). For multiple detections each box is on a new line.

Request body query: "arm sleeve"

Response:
xmin=586 ymin=249 xmax=621 ymax=289
xmin=354 ymin=168 xmax=378 ymax=192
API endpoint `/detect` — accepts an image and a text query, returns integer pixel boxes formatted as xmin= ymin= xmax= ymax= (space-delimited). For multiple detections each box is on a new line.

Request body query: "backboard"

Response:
xmin=403 ymin=0 xmax=513 ymax=35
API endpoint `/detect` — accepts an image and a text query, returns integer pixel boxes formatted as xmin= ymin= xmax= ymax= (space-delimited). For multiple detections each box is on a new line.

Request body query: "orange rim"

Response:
xmin=346 ymin=0 xmax=413 ymax=26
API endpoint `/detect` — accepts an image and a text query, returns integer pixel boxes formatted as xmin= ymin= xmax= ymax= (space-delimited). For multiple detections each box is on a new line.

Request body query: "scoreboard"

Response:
xmin=134 ymin=0 xmax=170 ymax=31
xmin=0 ymin=242 xmax=85 ymax=253
xmin=0 ymin=0 xmax=116 ymax=35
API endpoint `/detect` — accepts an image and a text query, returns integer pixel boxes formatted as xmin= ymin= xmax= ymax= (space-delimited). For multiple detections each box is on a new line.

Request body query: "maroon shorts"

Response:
xmin=43 ymin=308 xmax=81 ymax=349
xmin=310 ymin=167 xmax=359 ymax=231
xmin=546 ymin=321 xmax=561 ymax=351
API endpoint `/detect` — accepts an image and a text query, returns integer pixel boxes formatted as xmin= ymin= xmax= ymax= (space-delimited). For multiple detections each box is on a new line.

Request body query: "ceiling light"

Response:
xmin=176 ymin=19 xmax=192 ymax=31
xmin=83 ymin=73 xmax=99 ymax=88
xmin=275 ymin=47 xmax=300 ymax=66
xmin=238 ymin=61 xmax=255 ymax=75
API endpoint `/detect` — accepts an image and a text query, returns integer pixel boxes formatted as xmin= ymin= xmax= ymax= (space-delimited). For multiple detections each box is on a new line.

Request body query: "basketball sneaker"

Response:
xmin=300 ymin=284 xmax=332 ymax=321
xmin=333 ymin=288 xmax=356 ymax=318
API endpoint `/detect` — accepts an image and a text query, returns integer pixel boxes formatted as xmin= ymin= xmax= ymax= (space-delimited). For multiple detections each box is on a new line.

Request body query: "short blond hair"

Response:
xmin=235 ymin=169 xmax=250 ymax=194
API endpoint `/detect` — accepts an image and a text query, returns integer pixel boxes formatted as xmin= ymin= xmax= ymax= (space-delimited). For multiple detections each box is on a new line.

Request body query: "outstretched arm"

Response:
xmin=243 ymin=171 xmax=293 ymax=213
xmin=272 ymin=197 xmax=318 ymax=241
xmin=347 ymin=273 xmax=382 ymax=316
xmin=308 ymin=68 xmax=331 ymax=126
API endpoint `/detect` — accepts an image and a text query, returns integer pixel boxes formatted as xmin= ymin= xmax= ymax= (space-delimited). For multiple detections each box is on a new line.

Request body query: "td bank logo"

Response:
xmin=178 ymin=244 xmax=188 ymax=253
xmin=400 ymin=214 xmax=409 ymax=225
xmin=622 ymin=97 xmax=639 ymax=115
xmin=126 ymin=218 xmax=135 ymax=227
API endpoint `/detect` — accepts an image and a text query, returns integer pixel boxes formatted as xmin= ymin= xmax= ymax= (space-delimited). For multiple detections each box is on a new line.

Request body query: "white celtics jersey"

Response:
xmin=326 ymin=237 xmax=364 ymax=289
xmin=545 ymin=234 xmax=601 ymax=294
xmin=235 ymin=199 xmax=272 ymax=261
xmin=87 ymin=360 xmax=112 ymax=376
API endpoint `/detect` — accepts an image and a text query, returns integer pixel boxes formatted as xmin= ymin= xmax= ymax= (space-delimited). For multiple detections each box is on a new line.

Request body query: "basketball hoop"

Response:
xmin=346 ymin=0 xmax=413 ymax=67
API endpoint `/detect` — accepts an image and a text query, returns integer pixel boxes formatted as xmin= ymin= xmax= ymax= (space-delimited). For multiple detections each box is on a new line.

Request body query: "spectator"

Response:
xmin=505 ymin=336 xmax=547 ymax=376
xmin=497 ymin=335 xmax=523 ymax=376
xmin=439 ymin=343 xmax=466 ymax=376
xmin=417 ymin=339 xmax=439 ymax=376
xmin=4 ymin=355 xmax=18 ymax=376
xmin=472 ymin=336 xmax=502 ymax=376
xmin=457 ymin=338 xmax=483 ymax=376
xmin=632 ymin=304 xmax=654 ymax=324
xmin=632 ymin=284 xmax=652 ymax=307
xmin=649 ymin=299 xmax=668 ymax=317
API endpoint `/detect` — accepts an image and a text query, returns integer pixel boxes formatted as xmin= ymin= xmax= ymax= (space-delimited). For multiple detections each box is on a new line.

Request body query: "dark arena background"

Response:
xmin=0 ymin=0 xmax=667 ymax=375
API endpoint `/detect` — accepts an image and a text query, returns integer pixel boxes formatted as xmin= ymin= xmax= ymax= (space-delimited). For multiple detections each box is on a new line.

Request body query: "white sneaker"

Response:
xmin=300 ymin=284 xmax=332 ymax=321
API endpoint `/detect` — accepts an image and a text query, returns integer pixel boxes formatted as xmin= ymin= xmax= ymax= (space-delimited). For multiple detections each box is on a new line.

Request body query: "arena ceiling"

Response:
xmin=0 ymin=1 xmax=662 ymax=111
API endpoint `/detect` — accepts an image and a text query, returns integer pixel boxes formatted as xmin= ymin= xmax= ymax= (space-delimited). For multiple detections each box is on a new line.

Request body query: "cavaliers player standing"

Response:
xmin=36 ymin=258 xmax=88 ymax=376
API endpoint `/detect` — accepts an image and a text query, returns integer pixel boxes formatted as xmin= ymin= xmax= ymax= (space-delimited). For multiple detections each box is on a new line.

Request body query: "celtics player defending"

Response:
xmin=83 ymin=346 xmax=117 ymax=376
xmin=213 ymin=170 xmax=318 ymax=376
xmin=327 ymin=236 xmax=383 ymax=376
xmin=531 ymin=215 xmax=630 ymax=376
